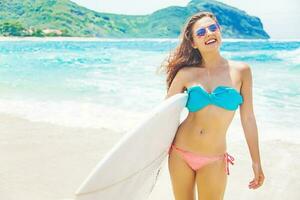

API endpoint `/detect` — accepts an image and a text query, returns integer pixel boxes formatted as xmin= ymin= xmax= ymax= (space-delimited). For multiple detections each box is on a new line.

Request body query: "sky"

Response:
xmin=71 ymin=0 xmax=300 ymax=39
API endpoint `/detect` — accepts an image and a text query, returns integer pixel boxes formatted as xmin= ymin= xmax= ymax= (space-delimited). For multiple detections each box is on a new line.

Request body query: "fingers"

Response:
xmin=248 ymin=179 xmax=258 ymax=189
xmin=248 ymin=175 xmax=265 ymax=189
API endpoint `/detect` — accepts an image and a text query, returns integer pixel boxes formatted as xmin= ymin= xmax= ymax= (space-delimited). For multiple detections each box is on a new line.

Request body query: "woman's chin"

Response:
xmin=200 ymin=44 xmax=220 ymax=52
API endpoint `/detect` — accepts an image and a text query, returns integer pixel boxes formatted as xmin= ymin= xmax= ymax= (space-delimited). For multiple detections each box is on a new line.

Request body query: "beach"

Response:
xmin=0 ymin=113 xmax=123 ymax=200
xmin=1 ymin=112 xmax=299 ymax=200
xmin=0 ymin=38 xmax=299 ymax=199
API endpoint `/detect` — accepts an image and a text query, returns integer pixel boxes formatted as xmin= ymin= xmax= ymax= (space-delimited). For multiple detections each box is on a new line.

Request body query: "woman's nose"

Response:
xmin=206 ymin=27 xmax=214 ymax=34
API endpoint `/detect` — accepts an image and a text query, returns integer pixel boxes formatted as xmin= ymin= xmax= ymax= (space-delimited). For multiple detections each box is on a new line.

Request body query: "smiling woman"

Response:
xmin=160 ymin=11 xmax=265 ymax=200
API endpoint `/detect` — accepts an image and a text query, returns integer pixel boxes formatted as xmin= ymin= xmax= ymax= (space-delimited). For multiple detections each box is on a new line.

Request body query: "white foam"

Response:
xmin=276 ymin=47 xmax=300 ymax=64
xmin=0 ymin=99 xmax=146 ymax=132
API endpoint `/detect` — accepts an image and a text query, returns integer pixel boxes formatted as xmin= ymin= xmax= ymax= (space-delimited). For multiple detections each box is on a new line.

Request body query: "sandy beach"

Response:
xmin=0 ymin=113 xmax=299 ymax=200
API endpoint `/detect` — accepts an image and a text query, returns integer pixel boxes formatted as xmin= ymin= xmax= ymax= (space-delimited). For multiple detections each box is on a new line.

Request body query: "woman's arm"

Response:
xmin=239 ymin=63 xmax=265 ymax=189
xmin=164 ymin=69 xmax=187 ymax=100
xmin=239 ymin=64 xmax=261 ymax=164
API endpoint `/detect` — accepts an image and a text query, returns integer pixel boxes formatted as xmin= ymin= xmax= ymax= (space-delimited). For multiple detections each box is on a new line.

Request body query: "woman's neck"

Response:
xmin=201 ymin=50 xmax=224 ymax=69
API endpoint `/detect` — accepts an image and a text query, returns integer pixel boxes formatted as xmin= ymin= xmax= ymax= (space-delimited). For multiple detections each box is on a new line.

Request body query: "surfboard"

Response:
xmin=74 ymin=92 xmax=188 ymax=200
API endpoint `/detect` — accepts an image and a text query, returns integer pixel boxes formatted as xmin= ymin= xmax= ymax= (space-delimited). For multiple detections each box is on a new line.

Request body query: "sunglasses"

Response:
xmin=195 ymin=23 xmax=220 ymax=37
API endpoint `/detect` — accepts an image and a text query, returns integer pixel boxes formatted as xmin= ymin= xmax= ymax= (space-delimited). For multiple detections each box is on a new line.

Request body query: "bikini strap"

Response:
xmin=224 ymin=153 xmax=235 ymax=175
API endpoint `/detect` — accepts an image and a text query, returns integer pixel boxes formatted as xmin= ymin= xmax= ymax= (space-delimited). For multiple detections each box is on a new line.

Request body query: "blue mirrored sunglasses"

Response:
xmin=195 ymin=23 xmax=220 ymax=37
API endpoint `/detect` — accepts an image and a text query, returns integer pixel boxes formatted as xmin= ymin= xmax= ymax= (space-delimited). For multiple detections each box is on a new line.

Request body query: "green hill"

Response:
xmin=0 ymin=0 xmax=270 ymax=38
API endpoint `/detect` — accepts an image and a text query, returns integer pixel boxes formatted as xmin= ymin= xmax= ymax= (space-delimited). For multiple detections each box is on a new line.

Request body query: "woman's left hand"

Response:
xmin=248 ymin=162 xmax=265 ymax=189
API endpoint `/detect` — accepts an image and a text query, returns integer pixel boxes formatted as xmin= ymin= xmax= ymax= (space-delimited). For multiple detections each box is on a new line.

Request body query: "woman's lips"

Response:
xmin=205 ymin=38 xmax=217 ymax=45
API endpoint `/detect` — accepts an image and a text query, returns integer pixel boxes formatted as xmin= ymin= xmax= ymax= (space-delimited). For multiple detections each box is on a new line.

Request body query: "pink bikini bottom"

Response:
xmin=168 ymin=144 xmax=235 ymax=175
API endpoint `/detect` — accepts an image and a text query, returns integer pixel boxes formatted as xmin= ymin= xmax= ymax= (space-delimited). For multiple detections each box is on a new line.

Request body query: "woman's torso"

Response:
xmin=172 ymin=60 xmax=243 ymax=155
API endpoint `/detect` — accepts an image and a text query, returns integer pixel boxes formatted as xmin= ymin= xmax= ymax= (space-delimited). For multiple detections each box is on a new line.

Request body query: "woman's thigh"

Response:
xmin=195 ymin=159 xmax=227 ymax=200
xmin=168 ymin=150 xmax=196 ymax=200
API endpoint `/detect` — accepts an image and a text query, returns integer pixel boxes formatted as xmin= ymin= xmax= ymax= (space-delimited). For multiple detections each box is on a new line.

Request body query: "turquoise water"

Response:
xmin=0 ymin=39 xmax=299 ymax=133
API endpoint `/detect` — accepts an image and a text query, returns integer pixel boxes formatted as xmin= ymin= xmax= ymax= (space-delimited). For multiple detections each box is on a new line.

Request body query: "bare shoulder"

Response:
xmin=173 ymin=66 xmax=190 ymax=84
xmin=228 ymin=60 xmax=250 ymax=70
xmin=164 ymin=67 xmax=190 ymax=99
xmin=176 ymin=66 xmax=190 ymax=76
xmin=228 ymin=60 xmax=252 ymax=78
xmin=176 ymin=66 xmax=199 ymax=87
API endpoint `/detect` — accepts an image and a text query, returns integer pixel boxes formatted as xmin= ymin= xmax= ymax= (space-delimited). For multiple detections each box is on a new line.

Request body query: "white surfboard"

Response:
xmin=74 ymin=93 xmax=188 ymax=200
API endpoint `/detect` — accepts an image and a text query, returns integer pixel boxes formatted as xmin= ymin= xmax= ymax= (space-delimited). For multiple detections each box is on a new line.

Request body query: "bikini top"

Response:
xmin=185 ymin=85 xmax=243 ymax=112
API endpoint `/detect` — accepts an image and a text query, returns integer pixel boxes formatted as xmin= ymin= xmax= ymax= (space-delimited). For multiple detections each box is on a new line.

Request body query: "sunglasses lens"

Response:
xmin=209 ymin=24 xmax=218 ymax=32
xmin=196 ymin=28 xmax=206 ymax=36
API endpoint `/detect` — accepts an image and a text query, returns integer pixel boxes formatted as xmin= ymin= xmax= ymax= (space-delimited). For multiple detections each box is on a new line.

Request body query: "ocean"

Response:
xmin=0 ymin=38 xmax=299 ymax=140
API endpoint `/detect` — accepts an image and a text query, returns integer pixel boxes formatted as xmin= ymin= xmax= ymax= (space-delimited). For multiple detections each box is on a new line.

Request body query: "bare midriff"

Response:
xmin=172 ymin=104 xmax=236 ymax=156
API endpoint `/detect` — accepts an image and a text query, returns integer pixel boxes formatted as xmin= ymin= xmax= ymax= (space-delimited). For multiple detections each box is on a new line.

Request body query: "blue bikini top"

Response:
xmin=185 ymin=85 xmax=243 ymax=112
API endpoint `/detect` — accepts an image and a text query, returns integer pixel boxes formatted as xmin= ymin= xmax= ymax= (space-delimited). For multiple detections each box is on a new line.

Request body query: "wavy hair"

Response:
xmin=156 ymin=11 xmax=219 ymax=91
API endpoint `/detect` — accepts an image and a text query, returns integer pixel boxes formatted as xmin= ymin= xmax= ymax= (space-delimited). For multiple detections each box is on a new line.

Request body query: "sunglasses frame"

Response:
xmin=195 ymin=23 xmax=220 ymax=38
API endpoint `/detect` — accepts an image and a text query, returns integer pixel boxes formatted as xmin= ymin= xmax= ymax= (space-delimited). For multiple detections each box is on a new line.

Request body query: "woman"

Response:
xmin=162 ymin=11 xmax=265 ymax=200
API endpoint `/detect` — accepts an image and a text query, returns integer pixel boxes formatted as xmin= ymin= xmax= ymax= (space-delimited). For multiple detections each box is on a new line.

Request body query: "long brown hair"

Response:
xmin=157 ymin=11 xmax=219 ymax=91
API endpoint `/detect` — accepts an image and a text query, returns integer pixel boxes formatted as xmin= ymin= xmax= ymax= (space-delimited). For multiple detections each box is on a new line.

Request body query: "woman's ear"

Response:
xmin=190 ymin=40 xmax=197 ymax=49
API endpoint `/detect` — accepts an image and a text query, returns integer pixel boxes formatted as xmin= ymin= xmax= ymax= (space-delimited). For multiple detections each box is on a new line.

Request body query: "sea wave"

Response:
xmin=0 ymin=99 xmax=146 ymax=132
xmin=276 ymin=47 xmax=300 ymax=65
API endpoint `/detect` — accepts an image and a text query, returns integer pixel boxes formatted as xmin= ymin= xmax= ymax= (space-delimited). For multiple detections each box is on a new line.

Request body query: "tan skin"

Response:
xmin=165 ymin=16 xmax=265 ymax=200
